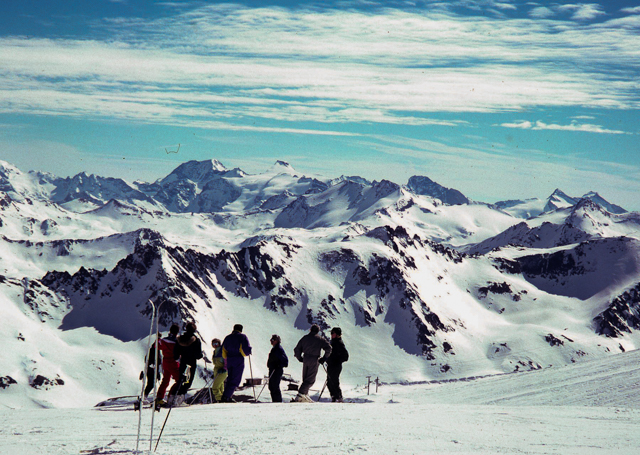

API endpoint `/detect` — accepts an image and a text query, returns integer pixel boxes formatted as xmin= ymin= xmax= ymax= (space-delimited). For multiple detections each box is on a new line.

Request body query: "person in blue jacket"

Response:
xmin=221 ymin=324 xmax=252 ymax=402
xmin=267 ymin=334 xmax=288 ymax=402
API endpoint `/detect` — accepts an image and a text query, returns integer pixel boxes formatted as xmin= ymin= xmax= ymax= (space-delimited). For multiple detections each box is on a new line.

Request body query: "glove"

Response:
xmin=296 ymin=356 xmax=303 ymax=363
xmin=319 ymin=358 xmax=326 ymax=365
xmin=139 ymin=371 xmax=144 ymax=380
xmin=220 ymin=368 xmax=227 ymax=374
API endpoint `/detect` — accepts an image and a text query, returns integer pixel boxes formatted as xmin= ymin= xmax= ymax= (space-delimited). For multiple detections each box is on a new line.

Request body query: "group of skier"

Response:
xmin=143 ymin=322 xmax=348 ymax=405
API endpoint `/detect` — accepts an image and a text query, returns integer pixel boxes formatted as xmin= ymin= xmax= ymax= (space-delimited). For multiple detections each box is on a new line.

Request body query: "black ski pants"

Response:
xmin=326 ymin=363 xmax=343 ymax=401
xmin=268 ymin=367 xmax=283 ymax=402
xmin=144 ymin=367 xmax=158 ymax=397
xmin=177 ymin=361 xmax=195 ymax=395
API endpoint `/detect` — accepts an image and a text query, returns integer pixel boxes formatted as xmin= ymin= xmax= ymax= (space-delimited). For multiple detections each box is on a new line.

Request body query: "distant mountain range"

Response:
xmin=495 ymin=188 xmax=627 ymax=218
xmin=1 ymin=158 xmax=639 ymax=409
xmin=3 ymin=158 xmax=626 ymax=216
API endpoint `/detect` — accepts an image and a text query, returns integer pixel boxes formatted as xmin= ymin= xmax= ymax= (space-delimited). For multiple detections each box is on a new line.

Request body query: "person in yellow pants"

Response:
xmin=210 ymin=338 xmax=227 ymax=402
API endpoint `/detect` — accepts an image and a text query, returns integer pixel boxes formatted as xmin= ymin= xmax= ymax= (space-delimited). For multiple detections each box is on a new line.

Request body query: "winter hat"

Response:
xmin=310 ymin=324 xmax=320 ymax=334
xmin=233 ymin=324 xmax=243 ymax=332
xmin=211 ymin=338 xmax=221 ymax=346
xmin=169 ymin=323 xmax=180 ymax=335
xmin=271 ymin=334 xmax=281 ymax=343
xmin=331 ymin=327 xmax=342 ymax=336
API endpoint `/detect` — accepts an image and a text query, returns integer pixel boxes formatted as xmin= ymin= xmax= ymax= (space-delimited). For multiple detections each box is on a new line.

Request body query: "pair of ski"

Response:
xmin=135 ymin=296 xmax=188 ymax=453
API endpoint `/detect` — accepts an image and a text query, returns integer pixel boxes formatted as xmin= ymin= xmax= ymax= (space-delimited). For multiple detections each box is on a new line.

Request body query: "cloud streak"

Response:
xmin=499 ymin=120 xmax=631 ymax=134
xmin=347 ymin=132 xmax=640 ymax=211
xmin=0 ymin=4 xmax=639 ymax=131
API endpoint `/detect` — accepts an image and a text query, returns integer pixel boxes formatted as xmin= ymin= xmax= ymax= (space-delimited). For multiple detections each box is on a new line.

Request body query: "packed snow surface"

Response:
xmin=2 ymin=349 xmax=640 ymax=454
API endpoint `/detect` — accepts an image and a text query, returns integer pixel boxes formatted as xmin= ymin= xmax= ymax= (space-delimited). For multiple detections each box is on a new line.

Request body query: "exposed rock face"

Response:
xmin=517 ymin=251 xmax=584 ymax=278
xmin=30 ymin=374 xmax=65 ymax=390
xmin=594 ymin=283 xmax=640 ymax=337
xmin=407 ymin=175 xmax=469 ymax=205
xmin=0 ymin=376 xmax=17 ymax=389
xmin=50 ymin=173 xmax=154 ymax=206
xmin=35 ymin=224 xmax=464 ymax=358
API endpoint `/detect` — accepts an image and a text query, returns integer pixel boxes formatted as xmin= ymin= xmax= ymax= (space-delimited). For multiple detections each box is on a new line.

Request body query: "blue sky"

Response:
xmin=1 ymin=1 xmax=639 ymax=209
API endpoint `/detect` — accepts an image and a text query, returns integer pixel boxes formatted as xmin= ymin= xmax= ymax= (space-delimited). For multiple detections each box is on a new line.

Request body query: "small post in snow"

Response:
xmin=366 ymin=376 xmax=371 ymax=395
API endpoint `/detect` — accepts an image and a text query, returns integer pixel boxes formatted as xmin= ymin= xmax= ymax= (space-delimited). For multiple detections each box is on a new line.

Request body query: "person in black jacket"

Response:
xmin=266 ymin=334 xmax=288 ymax=402
xmin=324 ymin=327 xmax=349 ymax=402
xmin=173 ymin=322 xmax=203 ymax=398
xmin=293 ymin=324 xmax=331 ymax=402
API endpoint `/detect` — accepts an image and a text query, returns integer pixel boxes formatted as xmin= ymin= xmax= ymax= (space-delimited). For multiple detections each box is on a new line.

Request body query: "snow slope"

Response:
xmin=1 ymin=349 xmax=639 ymax=454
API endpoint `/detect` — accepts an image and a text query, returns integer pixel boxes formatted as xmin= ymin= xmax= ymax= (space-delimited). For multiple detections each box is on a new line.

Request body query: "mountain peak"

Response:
xmin=544 ymin=189 xmax=577 ymax=213
xmin=0 ymin=159 xmax=21 ymax=174
xmin=210 ymin=159 xmax=227 ymax=172
xmin=581 ymin=191 xmax=627 ymax=214
xmin=407 ymin=175 xmax=469 ymax=205
xmin=268 ymin=160 xmax=296 ymax=175
xmin=161 ymin=159 xmax=228 ymax=185
xmin=272 ymin=160 xmax=295 ymax=170
xmin=550 ymin=188 xmax=572 ymax=199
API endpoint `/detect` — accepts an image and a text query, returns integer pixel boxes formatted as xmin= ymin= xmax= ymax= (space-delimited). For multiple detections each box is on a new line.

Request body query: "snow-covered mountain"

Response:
xmin=468 ymin=198 xmax=640 ymax=255
xmin=406 ymin=175 xmax=470 ymax=205
xmin=1 ymin=158 xmax=639 ymax=409
xmin=496 ymin=188 xmax=627 ymax=219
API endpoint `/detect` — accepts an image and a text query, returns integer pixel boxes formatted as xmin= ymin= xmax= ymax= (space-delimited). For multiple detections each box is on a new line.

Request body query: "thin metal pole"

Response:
xmin=256 ymin=370 xmax=275 ymax=402
xmin=155 ymin=367 xmax=188 ymax=452
xmin=136 ymin=299 xmax=155 ymax=453
xmin=149 ymin=299 xmax=165 ymax=451
xmin=317 ymin=363 xmax=328 ymax=402
xmin=248 ymin=355 xmax=257 ymax=402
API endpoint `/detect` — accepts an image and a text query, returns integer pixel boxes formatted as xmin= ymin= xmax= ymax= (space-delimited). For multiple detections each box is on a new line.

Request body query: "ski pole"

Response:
xmin=136 ymin=299 xmax=155 ymax=453
xmin=316 ymin=363 xmax=328 ymax=402
xmin=155 ymin=365 xmax=188 ymax=452
xmin=248 ymin=355 xmax=257 ymax=402
xmin=255 ymin=370 xmax=275 ymax=402
xmin=191 ymin=370 xmax=215 ymax=405
xmin=149 ymin=298 xmax=165 ymax=451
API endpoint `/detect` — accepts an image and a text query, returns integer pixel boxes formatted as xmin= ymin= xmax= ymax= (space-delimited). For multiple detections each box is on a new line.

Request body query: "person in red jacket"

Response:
xmin=155 ymin=323 xmax=180 ymax=405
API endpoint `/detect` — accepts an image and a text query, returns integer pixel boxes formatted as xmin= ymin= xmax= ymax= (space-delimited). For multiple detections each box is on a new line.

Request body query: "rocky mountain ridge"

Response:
xmin=1 ymin=158 xmax=639 ymax=408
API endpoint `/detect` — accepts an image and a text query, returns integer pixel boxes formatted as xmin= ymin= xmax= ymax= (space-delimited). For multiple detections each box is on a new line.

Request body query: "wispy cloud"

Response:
xmin=556 ymin=3 xmax=606 ymax=21
xmin=343 ymin=133 xmax=640 ymax=210
xmin=622 ymin=6 xmax=640 ymax=14
xmin=529 ymin=6 xmax=555 ymax=18
xmin=0 ymin=4 xmax=638 ymax=131
xmin=499 ymin=120 xmax=631 ymax=134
